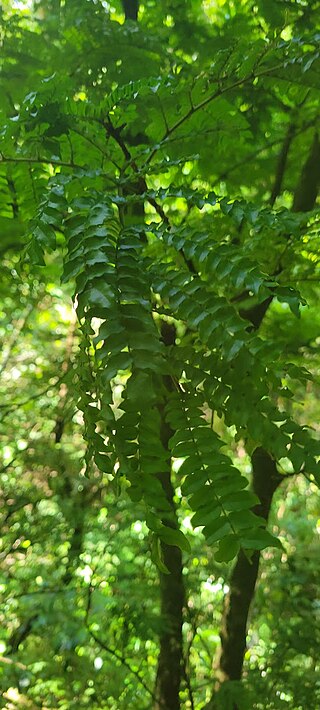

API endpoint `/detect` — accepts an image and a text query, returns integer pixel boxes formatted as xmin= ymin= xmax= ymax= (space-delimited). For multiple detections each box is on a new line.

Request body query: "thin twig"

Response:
xmin=0 ymin=303 xmax=33 ymax=376
xmin=0 ymin=655 xmax=27 ymax=670
xmin=85 ymin=586 xmax=163 ymax=706
xmin=144 ymin=60 xmax=292 ymax=167
xmin=0 ymin=154 xmax=84 ymax=170
xmin=0 ymin=373 xmax=66 ymax=411
xmin=70 ymin=125 xmax=116 ymax=163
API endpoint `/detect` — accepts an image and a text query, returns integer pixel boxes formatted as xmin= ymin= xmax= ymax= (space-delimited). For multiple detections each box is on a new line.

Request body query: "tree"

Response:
xmin=1 ymin=1 xmax=320 ymax=707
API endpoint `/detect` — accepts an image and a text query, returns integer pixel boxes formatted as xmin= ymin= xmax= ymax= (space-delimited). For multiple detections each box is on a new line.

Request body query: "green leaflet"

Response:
xmin=158 ymin=526 xmax=191 ymax=554
xmin=214 ymin=535 xmax=241 ymax=563
xmin=151 ymin=535 xmax=170 ymax=575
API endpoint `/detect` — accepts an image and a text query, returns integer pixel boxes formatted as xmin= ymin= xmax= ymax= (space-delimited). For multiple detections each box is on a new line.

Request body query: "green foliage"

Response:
xmin=1 ymin=0 xmax=320 ymax=707
xmin=245 ymin=478 xmax=320 ymax=709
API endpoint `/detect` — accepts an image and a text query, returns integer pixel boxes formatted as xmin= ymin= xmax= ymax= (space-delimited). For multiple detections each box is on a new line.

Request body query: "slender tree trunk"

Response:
xmin=121 ymin=0 xmax=139 ymax=21
xmin=293 ymin=132 xmax=320 ymax=211
xmin=215 ymin=449 xmax=281 ymax=686
xmin=270 ymin=123 xmax=296 ymax=207
xmin=206 ymin=129 xmax=320 ymax=709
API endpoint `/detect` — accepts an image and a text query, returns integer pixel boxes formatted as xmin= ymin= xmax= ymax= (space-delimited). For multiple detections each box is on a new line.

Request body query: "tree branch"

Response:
xmin=0 ymin=303 xmax=33 ymax=376
xmin=270 ymin=123 xmax=296 ymax=206
xmin=145 ymin=61 xmax=294 ymax=167
xmin=293 ymin=131 xmax=320 ymax=211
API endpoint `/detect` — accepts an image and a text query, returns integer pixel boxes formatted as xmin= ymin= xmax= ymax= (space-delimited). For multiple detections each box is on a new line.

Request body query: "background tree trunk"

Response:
xmin=121 ymin=0 xmax=139 ymax=21
xmin=215 ymin=450 xmax=281 ymax=686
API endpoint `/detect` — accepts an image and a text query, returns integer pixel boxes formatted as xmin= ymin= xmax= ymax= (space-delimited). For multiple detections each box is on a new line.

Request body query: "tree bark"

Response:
xmin=270 ymin=123 xmax=295 ymax=207
xmin=293 ymin=132 xmax=320 ymax=211
xmin=215 ymin=450 xmax=281 ymax=687
xmin=122 ymin=0 xmax=139 ymax=21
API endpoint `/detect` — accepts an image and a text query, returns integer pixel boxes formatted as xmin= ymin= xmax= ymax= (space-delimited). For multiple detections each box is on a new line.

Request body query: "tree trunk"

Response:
xmin=122 ymin=0 xmax=139 ymax=21
xmin=215 ymin=449 xmax=281 ymax=686
xmin=293 ymin=132 xmax=320 ymax=211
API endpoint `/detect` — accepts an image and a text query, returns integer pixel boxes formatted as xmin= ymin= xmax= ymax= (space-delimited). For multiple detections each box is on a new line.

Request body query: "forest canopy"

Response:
xmin=0 ymin=1 xmax=320 ymax=708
